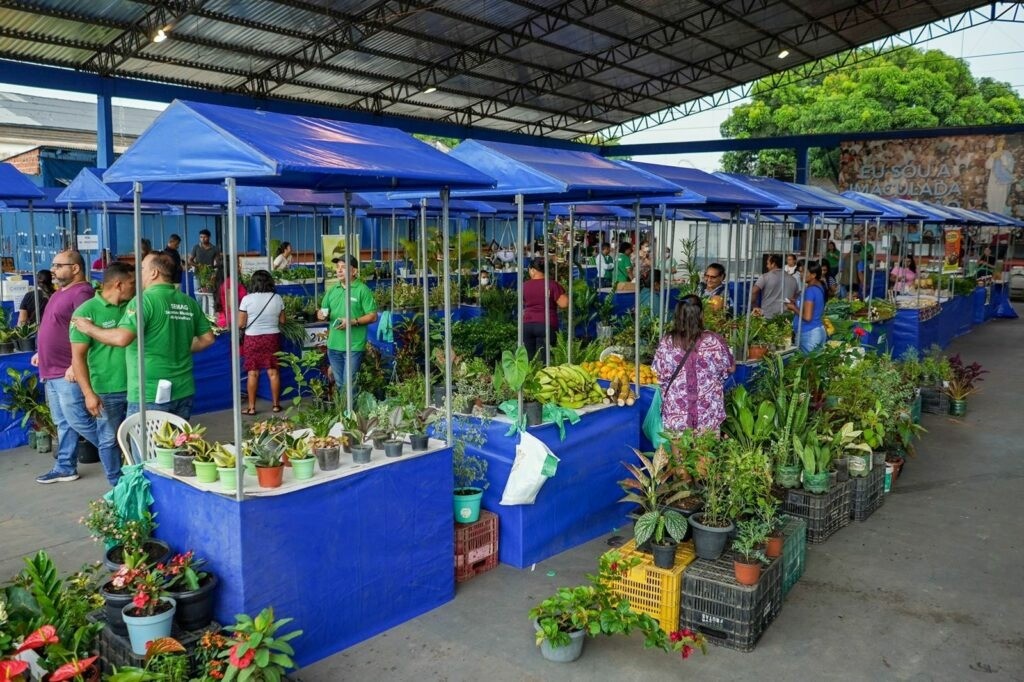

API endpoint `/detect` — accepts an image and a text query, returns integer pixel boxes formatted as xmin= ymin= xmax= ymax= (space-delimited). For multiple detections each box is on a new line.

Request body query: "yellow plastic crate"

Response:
xmin=605 ymin=539 xmax=696 ymax=631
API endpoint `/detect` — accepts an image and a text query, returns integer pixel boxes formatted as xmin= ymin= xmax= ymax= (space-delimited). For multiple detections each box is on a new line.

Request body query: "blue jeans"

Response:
xmin=96 ymin=392 xmax=127 ymax=486
xmin=798 ymin=325 xmax=827 ymax=353
xmin=127 ymin=396 xmax=194 ymax=420
xmin=44 ymin=378 xmax=99 ymax=476
xmin=327 ymin=349 xmax=364 ymax=398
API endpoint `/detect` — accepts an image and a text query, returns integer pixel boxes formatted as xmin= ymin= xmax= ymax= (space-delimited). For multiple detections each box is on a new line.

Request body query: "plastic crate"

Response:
xmin=783 ymin=480 xmax=851 ymax=544
xmin=455 ymin=510 xmax=499 ymax=583
xmin=850 ymin=463 xmax=885 ymax=522
xmin=779 ymin=515 xmax=806 ymax=596
xmin=605 ymin=539 xmax=696 ymax=631
xmin=680 ymin=551 xmax=783 ymax=652
xmin=919 ymin=385 xmax=948 ymax=414
xmin=88 ymin=610 xmax=215 ymax=675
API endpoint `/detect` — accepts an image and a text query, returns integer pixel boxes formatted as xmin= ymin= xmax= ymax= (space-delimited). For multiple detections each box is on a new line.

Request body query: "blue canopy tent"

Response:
xmin=0 ymin=164 xmax=45 ymax=327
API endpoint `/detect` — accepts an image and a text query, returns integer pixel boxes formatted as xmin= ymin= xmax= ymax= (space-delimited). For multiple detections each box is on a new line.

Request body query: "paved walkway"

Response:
xmin=1 ymin=306 xmax=1021 ymax=681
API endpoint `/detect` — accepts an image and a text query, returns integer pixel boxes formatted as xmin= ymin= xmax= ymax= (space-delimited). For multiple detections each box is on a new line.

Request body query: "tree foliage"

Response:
xmin=719 ymin=47 xmax=1024 ymax=180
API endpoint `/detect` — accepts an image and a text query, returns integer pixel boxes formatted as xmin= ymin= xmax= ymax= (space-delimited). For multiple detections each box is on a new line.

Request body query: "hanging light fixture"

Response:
xmin=153 ymin=28 xmax=168 ymax=43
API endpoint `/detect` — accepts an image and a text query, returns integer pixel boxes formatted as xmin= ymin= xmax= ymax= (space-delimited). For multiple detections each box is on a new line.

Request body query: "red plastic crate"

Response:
xmin=455 ymin=510 xmax=499 ymax=583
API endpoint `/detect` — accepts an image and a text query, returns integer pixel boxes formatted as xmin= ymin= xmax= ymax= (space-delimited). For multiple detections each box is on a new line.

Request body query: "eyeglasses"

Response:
xmin=703 ymin=272 xmax=722 ymax=280
xmin=50 ymin=262 xmax=74 ymax=268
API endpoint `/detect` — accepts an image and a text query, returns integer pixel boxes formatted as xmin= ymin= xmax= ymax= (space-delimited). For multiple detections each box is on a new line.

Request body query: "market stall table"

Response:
xmin=147 ymin=440 xmax=454 ymax=667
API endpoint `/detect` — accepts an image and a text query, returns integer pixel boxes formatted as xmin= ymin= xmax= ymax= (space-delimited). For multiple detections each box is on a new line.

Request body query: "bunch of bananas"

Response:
xmin=581 ymin=355 xmax=658 ymax=385
xmin=605 ymin=376 xmax=636 ymax=407
xmin=533 ymin=364 xmax=606 ymax=409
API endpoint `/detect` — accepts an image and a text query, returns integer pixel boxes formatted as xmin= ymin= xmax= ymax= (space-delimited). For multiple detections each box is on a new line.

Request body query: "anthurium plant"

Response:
xmin=218 ymin=607 xmax=302 ymax=682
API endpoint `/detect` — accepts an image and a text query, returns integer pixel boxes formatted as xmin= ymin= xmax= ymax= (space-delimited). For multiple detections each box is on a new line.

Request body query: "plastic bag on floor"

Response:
xmin=500 ymin=431 xmax=559 ymax=506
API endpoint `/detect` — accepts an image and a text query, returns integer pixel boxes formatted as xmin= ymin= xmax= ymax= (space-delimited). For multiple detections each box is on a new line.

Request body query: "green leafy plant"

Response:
xmin=619 ymin=448 xmax=691 ymax=547
xmin=210 ymin=443 xmax=237 ymax=468
xmin=81 ymin=500 xmax=155 ymax=553
xmin=723 ymin=386 xmax=776 ymax=449
xmin=792 ymin=429 xmax=833 ymax=476
xmin=732 ymin=519 xmax=769 ymax=564
xmin=218 ymin=607 xmax=302 ymax=682
xmin=106 ymin=637 xmax=190 ymax=681
xmin=1 ymin=367 xmax=55 ymax=436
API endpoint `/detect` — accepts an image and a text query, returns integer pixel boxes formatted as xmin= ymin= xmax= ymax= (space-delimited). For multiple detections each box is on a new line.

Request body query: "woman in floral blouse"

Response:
xmin=652 ymin=295 xmax=734 ymax=433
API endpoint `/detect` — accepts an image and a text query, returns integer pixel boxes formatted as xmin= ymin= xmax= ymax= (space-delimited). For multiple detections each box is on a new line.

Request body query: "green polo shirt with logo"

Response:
xmin=118 ymin=283 xmax=212 ymax=403
xmin=69 ymin=293 xmax=129 ymax=395
xmin=614 ymin=252 xmax=631 ymax=285
xmin=321 ymin=280 xmax=376 ymax=352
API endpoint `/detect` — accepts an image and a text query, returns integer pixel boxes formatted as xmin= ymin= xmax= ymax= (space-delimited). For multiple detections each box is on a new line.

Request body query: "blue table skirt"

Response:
xmin=0 ymin=350 xmax=34 ymax=450
xmin=147 ymin=446 xmax=454 ymax=667
xmin=469 ymin=406 xmax=639 ymax=568
xmin=889 ymin=294 xmax=980 ymax=359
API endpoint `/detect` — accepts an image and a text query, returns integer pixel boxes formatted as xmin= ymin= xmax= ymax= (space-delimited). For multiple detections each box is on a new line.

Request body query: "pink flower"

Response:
xmin=16 ymin=625 xmax=58 ymax=653
xmin=853 ymin=327 xmax=867 ymax=338
xmin=49 ymin=656 xmax=98 ymax=682
xmin=228 ymin=645 xmax=254 ymax=669
xmin=0 ymin=660 xmax=29 ymax=681
xmin=133 ymin=592 xmax=150 ymax=609
xmin=681 ymin=644 xmax=694 ymax=660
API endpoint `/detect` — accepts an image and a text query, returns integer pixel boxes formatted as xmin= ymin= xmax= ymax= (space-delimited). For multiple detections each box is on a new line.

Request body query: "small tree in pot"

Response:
xmin=687 ymin=439 xmax=735 ymax=561
xmin=731 ymin=519 xmax=770 ymax=586
xmin=619 ymin=448 xmax=691 ymax=569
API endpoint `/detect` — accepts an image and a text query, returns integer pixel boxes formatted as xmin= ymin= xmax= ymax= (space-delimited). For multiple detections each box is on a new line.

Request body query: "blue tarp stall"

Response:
xmin=0 ymin=350 xmax=35 ymax=450
xmin=100 ymin=99 xmax=495 ymax=666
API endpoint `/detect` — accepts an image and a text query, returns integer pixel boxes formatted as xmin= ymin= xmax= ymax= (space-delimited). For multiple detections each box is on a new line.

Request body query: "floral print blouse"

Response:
xmin=652 ymin=332 xmax=734 ymax=433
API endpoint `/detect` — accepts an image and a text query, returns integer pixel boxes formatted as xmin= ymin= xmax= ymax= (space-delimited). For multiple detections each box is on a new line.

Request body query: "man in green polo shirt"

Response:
xmin=70 ymin=262 xmax=135 ymax=485
xmin=614 ymin=241 xmax=634 ymax=290
xmin=70 ymin=251 xmax=216 ymax=419
xmin=317 ymin=254 xmax=377 ymax=402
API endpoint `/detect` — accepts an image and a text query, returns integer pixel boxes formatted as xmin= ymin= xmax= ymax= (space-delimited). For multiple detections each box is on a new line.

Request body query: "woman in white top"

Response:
xmin=238 ymin=270 xmax=286 ymax=414
xmin=272 ymin=242 xmax=293 ymax=271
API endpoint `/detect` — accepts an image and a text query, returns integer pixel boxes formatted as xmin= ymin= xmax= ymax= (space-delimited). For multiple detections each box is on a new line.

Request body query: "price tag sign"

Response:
xmin=77 ymin=234 xmax=99 ymax=251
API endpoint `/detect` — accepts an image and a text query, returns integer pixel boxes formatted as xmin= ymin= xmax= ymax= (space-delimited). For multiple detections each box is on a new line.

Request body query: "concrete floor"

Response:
xmin=2 ymin=306 xmax=1022 ymax=681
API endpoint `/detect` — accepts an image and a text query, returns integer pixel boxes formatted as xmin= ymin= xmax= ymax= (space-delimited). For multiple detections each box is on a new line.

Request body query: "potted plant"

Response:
xmin=121 ymin=565 xmax=176 ymax=656
xmin=745 ymin=315 xmax=770 ymax=360
xmin=0 ymin=625 xmax=61 ymax=682
xmin=151 ymin=422 xmax=180 ymax=470
xmin=217 ymin=607 xmax=302 ymax=681
xmin=1 ymin=368 xmax=55 ymax=452
xmin=99 ymin=550 xmax=149 ymax=636
xmin=39 ymin=627 xmax=102 ymax=682
xmin=252 ymin=443 xmax=285 ymax=489
xmin=731 ymin=519 xmax=770 ymax=586
xmin=191 ymin=439 xmax=218 ymax=483
xmin=758 ymin=498 xmax=784 ymax=558
xmin=82 ymin=501 xmax=171 ymax=571
xmin=170 ymin=423 xmax=207 ymax=477
xmin=210 ymin=443 xmax=238 ymax=492
xmin=793 ymin=429 xmax=832 ymax=494
xmin=529 ymin=551 xmax=706 ymax=663
xmin=12 ymin=323 xmax=37 ymax=352
xmin=687 ymin=440 xmax=735 ymax=560
xmin=831 ymin=421 xmax=873 ymax=479
xmin=453 ymin=447 xmax=489 ymax=524
xmin=619 ymin=448 xmax=690 ymax=569
xmin=341 ymin=411 xmax=380 ymax=464
xmin=0 ymin=328 xmax=13 ymax=355
xmin=382 ymin=406 xmax=409 ymax=458
xmin=501 ymin=345 xmax=543 ymax=426
xmin=282 ymin=433 xmax=315 ymax=480
xmin=162 ymin=551 xmax=218 ymax=632
xmin=408 ymin=406 xmax=439 ymax=451
xmin=103 ymin=638 xmax=189 ymax=682
xmin=945 ymin=354 xmax=987 ymax=417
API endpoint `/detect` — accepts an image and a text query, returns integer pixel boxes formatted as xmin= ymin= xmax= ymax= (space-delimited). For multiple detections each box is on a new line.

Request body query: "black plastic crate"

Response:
xmin=850 ymin=463 xmax=885 ymax=522
xmin=680 ymin=551 xmax=783 ymax=652
xmin=779 ymin=515 xmax=806 ymax=596
xmin=919 ymin=385 xmax=949 ymax=414
xmin=88 ymin=610 xmax=216 ymax=675
xmin=783 ymin=480 xmax=851 ymax=544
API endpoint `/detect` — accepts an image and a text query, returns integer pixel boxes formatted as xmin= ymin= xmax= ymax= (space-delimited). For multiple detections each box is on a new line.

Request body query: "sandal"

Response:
xmin=272 ymin=405 xmax=282 ymax=413
xmin=244 ymin=408 xmax=257 ymax=416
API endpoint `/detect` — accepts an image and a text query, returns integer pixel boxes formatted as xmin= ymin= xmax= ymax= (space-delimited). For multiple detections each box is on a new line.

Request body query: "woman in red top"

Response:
xmin=522 ymin=257 xmax=568 ymax=361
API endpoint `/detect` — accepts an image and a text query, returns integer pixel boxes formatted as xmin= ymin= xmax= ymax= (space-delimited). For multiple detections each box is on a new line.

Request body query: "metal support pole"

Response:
xmin=265 ymin=206 xmax=272 ymax=271
xmin=420 ymin=197 xmax=431 ymax=409
xmin=27 ymin=202 xmax=39 ymax=331
xmin=312 ymin=208 xmax=320 ymax=303
xmin=726 ymin=213 xmax=735 ymax=318
xmin=476 ymin=213 xmax=482 ymax=308
xmin=390 ymin=210 xmax=396 ymax=313
xmin=515 ymin=193 xmax=525 ymax=425
xmin=343 ymin=193 xmax=354 ymax=414
xmin=634 ymin=201 xmax=641 ymax=391
xmin=225 ymin=179 xmax=244 ymax=501
xmin=440 ymin=188 xmax=455 ymax=444
xmin=741 ymin=212 xmax=759 ymax=361
xmin=567 ymin=205 xmax=575 ymax=365
xmin=132 ymin=184 xmax=148 ymax=464
xmin=542 ymin=202 xmax=550 ymax=366
xmin=869 ymin=216 xmax=880 ymax=300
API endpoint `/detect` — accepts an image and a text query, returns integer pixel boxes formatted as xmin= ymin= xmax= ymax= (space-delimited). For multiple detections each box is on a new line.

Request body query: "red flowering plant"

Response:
xmin=192 ymin=630 xmax=229 ymax=682
xmin=125 ymin=566 xmax=171 ymax=618
xmin=0 ymin=622 xmax=57 ymax=682
xmin=103 ymin=550 xmax=149 ymax=597
xmin=160 ymin=551 xmax=209 ymax=593
xmin=529 ymin=551 xmax=707 ymax=660
xmin=217 ymin=607 xmax=302 ymax=682
xmin=37 ymin=626 xmax=100 ymax=682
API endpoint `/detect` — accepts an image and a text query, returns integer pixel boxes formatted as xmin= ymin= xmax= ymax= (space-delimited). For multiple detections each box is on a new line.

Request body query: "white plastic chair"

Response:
xmin=117 ymin=410 xmax=190 ymax=466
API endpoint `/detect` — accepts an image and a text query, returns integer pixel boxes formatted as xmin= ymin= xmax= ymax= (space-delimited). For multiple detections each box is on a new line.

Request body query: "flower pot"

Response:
xmin=884 ymin=463 xmax=895 ymax=493
xmin=218 ymin=466 xmax=238 ymax=491
xmin=172 ymin=453 xmax=196 ymax=477
xmin=775 ymin=463 xmax=801 ymax=488
xmin=802 ymin=471 xmax=830 ymax=494
xmin=834 ymin=456 xmax=850 ymax=482
xmin=734 ymin=558 xmax=762 ymax=586
xmin=76 ymin=437 xmax=100 ymax=464
xmin=383 ymin=440 xmax=404 ymax=458
xmin=886 ymin=454 xmax=904 ymax=481
xmin=689 ymin=513 xmax=734 ymax=561
xmin=243 ymin=455 xmax=258 ymax=476
xmin=764 ymin=534 xmax=783 ymax=559
xmin=167 ymin=573 xmax=217 ymax=631
xmin=524 ymin=401 xmax=543 ymax=426
xmin=828 ymin=470 xmax=838 ymax=487
xmin=351 ymin=444 xmax=372 ymax=463
xmin=431 ymin=386 xmax=446 ymax=407
xmin=596 ymin=323 xmax=614 ymax=340
xmin=290 ymin=457 xmax=315 ymax=480
xmin=534 ymin=621 xmax=586 ymax=663
xmin=948 ymin=398 xmax=967 ymax=417
xmin=651 ymin=540 xmax=678 ymax=569
xmin=453 ymin=487 xmax=483 ymax=524
xmin=872 ymin=450 xmax=886 ymax=467
xmin=747 ymin=344 xmax=769 ymax=360
xmin=372 ymin=437 xmax=385 ymax=450
xmin=314 ymin=446 xmax=341 ymax=471
xmin=0 ymin=341 xmax=14 ymax=354
xmin=256 ymin=464 xmax=284 ymax=488
xmin=194 ymin=460 xmax=219 ymax=483
xmin=410 ymin=433 xmax=430 ymax=451
xmin=847 ymin=452 xmax=872 ymax=478
xmin=100 ymin=581 xmax=133 ymax=636
xmin=153 ymin=447 xmax=177 ymax=469
xmin=122 ymin=597 xmax=177 ymax=655
xmin=27 ymin=429 xmax=37 ymax=449
xmin=14 ymin=336 xmax=35 ymax=352
xmin=35 ymin=432 xmax=51 ymax=454
xmin=104 ymin=539 xmax=172 ymax=573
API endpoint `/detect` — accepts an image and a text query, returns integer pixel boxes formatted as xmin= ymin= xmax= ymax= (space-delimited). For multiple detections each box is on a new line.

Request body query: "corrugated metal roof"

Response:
xmin=0 ymin=0 xmax=999 ymax=140
xmin=0 ymin=91 xmax=159 ymax=135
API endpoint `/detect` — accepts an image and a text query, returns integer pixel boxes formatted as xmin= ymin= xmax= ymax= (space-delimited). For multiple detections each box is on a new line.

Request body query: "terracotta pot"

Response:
xmin=256 ymin=465 xmax=284 ymax=488
xmin=747 ymin=344 xmax=769 ymax=360
xmin=733 ymin=558 xmax=762 ymax=586
xmin=764 ymin=534 xmax=783 ymax=559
